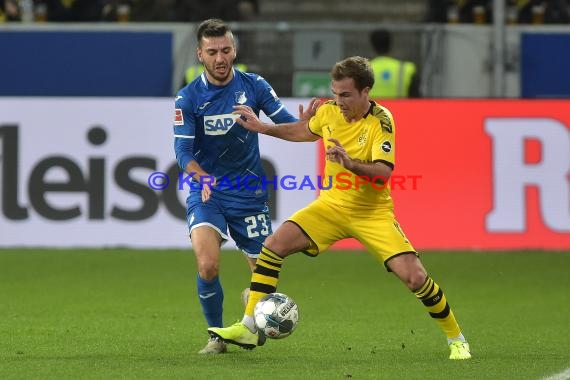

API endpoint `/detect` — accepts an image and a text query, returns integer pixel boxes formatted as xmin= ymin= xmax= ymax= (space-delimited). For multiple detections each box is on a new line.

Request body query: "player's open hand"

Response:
xmin=201 ymin=176 xmax=216 ymax=203
xmin=326 ymin=138 xmax=353 ymax=170
xmin=298 ymin=97 xmax=322 ymax=121
xmin=233 ymin=105 xmax=267 ymax=133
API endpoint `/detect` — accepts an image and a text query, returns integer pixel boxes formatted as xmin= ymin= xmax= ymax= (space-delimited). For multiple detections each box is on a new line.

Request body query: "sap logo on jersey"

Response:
xmin=204 ymin=114 xmax=239 ymax=135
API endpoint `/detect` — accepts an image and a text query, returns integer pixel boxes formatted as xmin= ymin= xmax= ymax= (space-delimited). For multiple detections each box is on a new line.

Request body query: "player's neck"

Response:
xmin=348 ymin=101 xmax=372 ymax=122
xmin=205 ymin=70 xmax=234 ymax=87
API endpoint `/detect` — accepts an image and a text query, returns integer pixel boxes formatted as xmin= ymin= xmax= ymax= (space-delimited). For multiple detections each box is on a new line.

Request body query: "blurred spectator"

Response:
xmin=237 ymin=0 xmax=259 ymax=21
xmin=128 ymin=0 xmax=259 ymax=22
xmin=425 ymin=0 xmax=448 ymax=22
xmin=101 ymin=0 xmax=131 ymax=22
xmin=2 ymin=0 xmax=260 ymax=23
xmin=130 ymin=0 xmax=177 ymax=22
xmin=515 ymin=0 xmax=569 ymax=24
xmin=105 ymin=0 xmax=185 ymax=22
xmin=1 ymin=0 xmax=22 ymax=21
xmin=426 ymin=0 xmax=492 ymax=24
xmin=427 ymin=0 xmax=568 ymax=24
xmin=175 ymin=0 xmax=259 ymax=22
xmin=457 ymin=0 xmax=492 ymax=23
xmin=41 ymin=0 xmax=104 ymax=22
xmin=544 ymin=0 xmax=570 ymax=23
xmin=368 ymin=29 xmax=421 ymax=99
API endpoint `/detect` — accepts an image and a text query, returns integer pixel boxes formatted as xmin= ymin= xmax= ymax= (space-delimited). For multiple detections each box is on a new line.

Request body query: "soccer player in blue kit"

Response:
xmin=173 ymin=18 xmax=317 ymax=354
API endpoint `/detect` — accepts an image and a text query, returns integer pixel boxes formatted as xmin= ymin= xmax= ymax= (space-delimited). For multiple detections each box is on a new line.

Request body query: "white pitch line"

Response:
xmin=542 ymin=368 xmax=570 ymax=380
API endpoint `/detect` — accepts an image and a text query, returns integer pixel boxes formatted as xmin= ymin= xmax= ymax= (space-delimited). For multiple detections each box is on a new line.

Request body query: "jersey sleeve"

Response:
xmin=254 ymin=75 xmax=297 ymax=124
xmin=307 ymin=103 xmax=327 ymax=137
xmin=371 ymin=106 xmax=396 ymax=168
xmin=173 ymin=92 xmax=196 ymax=171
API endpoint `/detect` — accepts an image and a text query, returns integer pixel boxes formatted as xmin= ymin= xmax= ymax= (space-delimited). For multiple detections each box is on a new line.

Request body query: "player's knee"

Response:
xmin=263 ymin=235 xmax=284 ymax=256
xmin=407 ymin=270 xmax=428 ymax=291
xmin=397 ymin=266 xmax=427 ymax=291
xmin=198 ymin=263 xmax=219 ymax=280
xmin=263 ymin=223 xmax=309 ymax=257
xmin=408 ymin=270 xmax=426 ymax=290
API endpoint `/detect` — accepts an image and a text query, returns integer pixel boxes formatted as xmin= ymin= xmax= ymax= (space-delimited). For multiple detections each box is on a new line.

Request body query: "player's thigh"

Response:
xmin=191 ymin=225 xmax=223 ymax=251
xmin=288 ymin=199 xmax=349 ymax=256
xmin=264 ymin=221 xmax=313 ymax=256
xmin=186 ymin=194 xmax=229 ymax=242
xmin=191 ymin=226 xmax=223 ymax=276
xmin=352 ymin=214 xmax=416 ymax=267
xmin=187 ymin=197 xmax=229 ymax=274
xmin=226 ymin=202 xmax=272 ymax=257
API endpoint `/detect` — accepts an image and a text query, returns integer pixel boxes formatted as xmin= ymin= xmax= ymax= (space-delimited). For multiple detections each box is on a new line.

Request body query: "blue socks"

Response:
xmin=196 ymin=274 xmax=224 ymax=327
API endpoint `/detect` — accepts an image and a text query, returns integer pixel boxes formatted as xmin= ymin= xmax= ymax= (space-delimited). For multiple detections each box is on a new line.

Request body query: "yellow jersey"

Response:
xmin=308 ymin=100 xmax=396 ymax=210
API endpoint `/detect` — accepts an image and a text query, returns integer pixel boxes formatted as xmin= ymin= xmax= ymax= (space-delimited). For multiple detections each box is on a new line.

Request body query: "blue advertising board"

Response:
xmin=521 ymin=33 xmax=570 ymax=98
xmin=0 ymin=31 xmax=172 ymax=96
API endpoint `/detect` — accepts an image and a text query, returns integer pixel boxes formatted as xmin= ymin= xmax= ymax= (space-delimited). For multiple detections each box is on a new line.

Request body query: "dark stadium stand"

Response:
xmin=257 ymin=0 xmax=426 ymax=22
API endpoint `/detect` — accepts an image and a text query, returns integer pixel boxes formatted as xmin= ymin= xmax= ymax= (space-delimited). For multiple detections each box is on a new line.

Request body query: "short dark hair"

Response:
xmin=330 ymin=56 xmax=375 ymax=92
xmin=370 ymin=29 xmax=391 ymax=55
xmin=196 ymin=19 xmax=234 ymax=46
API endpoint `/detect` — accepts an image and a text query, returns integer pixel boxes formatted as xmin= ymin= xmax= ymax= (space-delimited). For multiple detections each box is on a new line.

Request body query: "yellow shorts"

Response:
xmin=288 ymin=198 xmax=416 ymax=267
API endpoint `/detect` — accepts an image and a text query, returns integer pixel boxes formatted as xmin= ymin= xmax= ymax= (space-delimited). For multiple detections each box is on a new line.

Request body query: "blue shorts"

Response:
xmin=186 ymin=193 xmax=272 ymax=257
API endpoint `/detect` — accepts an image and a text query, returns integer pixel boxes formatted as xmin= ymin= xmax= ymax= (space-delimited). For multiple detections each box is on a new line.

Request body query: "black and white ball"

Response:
xmin=253 ymin=293 xmax=299 ymax=339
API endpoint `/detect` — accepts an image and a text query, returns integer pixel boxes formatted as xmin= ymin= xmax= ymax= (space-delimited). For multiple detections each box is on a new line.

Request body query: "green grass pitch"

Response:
xmin=1 ymin=249 xmax=569 ymax=379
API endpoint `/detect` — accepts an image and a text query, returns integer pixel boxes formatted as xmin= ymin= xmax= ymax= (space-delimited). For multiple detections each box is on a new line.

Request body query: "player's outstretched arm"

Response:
xmin=233 ymin=105 xmax=319 ymax=142
xmin=298 ymin=97 xmax=322 ymax=121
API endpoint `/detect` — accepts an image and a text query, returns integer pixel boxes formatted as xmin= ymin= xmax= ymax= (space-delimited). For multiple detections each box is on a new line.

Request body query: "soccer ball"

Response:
xmin=253 ymin=292 xmax=299 ymax=339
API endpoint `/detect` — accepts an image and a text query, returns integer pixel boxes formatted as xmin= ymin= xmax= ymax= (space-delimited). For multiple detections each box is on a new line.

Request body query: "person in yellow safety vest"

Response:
xmin=184 ymin=63 xmax=248 ymax=86
xmin=368 ymin=29 xmax=421 ymax=99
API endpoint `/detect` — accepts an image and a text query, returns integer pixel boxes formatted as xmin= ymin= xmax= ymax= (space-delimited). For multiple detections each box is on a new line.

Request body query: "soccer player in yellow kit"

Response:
xmin=208 ymin=56 xmax=471 ymax=360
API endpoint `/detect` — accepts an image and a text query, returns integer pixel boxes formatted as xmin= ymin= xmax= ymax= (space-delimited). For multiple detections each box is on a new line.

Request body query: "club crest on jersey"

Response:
xmin=358 ymin=129 xmax=368 ymax=146
xmin=235 ymin=91 xmax=247 ymax=104
xmin=174 ymin=109 xmax=184 ymax=125
xmin=204 ymin=113 xmax=239 ymax=135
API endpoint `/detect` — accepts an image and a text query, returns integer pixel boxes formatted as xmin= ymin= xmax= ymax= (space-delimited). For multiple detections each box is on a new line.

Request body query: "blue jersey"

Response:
xmin=173 ymin=69 xmax=296 ymax=201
